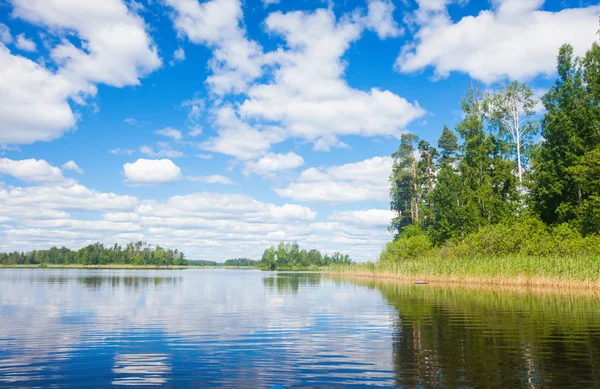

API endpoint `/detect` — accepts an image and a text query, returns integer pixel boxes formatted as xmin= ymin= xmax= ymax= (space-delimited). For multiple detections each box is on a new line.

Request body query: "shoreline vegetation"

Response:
xmin=329 ymin=38 xmax=600 ymax=290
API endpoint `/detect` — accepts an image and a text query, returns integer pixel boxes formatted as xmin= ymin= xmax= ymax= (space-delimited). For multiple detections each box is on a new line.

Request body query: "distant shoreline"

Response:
xmin=0 ymin=264 xmax=256 ymax=270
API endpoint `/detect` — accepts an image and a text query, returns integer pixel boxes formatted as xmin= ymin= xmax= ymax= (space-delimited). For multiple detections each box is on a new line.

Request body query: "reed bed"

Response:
xmin=327 ymin=255 xmax=600 ymax=289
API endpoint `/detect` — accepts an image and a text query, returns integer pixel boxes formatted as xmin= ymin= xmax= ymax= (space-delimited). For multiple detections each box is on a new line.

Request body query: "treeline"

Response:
xmin=0 ymin=242 xmax=187 ymax=266
xmin=186 ymin=258 xmax=257 ymax=266
xmin=187 ymin=260 xmax=219 ymax=266
xmin=224 ymin=258 xmax=257 ymax=266
xmin=259 ymin=242 xmax=351 ymax=270
xmin=385 ymin=38 xmax=600 ymax=261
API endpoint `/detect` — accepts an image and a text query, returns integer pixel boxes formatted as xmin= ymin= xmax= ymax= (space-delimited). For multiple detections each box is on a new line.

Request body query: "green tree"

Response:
xmin=530 ymin=43 xmax=600 ymax=227
xmin=390 ymin=133 xmax=420 ymax=235
xmin=488 ymin=81 xmax=538 ymax=188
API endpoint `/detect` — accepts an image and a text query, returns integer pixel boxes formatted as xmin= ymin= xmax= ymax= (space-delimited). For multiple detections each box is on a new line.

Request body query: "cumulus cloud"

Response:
xmin=155 ymin=127 xmax=182 ymax=141
xmin=0 ymin=0 xmax=161 ymax=144
xmin=165 ymin=0 xmax=264 ymax=95
xmin=276 ymin=156 xmax=393 ymax=203
xmin=188 ymin=175 xmax=233 ymax=185
xmin=15 ymin=33 xmax=36 ymax=52
xmin=61 ymin=160 xmax=83 ymax=174
xmin=140 ymin=145 xmax=184 ymax=158
xmin=0 ymin=158 xmax=74 ymax=184
xmin=0 ymin=184 xmax=139 ymax=211
xmin=361 ymin=0 xmax=403 ymax=39
xmin=243 ymin=152 xmax=304 ymax=177
xmin=109 ymin=148 xmax=136 ymax=156
xmin=0 ymin=24 xmax=11 ymax=44
xmin=168 ymin=1 xmax=424 ymax=160
xmin=397 ymin=0 xmax=600 ymax=83
xmin=329 ymin=209 xmax=395 ymax=226
xmin=171 ymin=47 xmax=185 ymax=65
xmin=123 ymin=159 xmax=182 ymax=185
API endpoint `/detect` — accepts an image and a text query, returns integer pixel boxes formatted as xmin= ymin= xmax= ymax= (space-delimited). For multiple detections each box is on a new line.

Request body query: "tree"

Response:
xmin=417 ymin=140 xmax=439 ymax=216
xmin=530 ymin=43 xmax=600 ymax=227
xmin=437 ymin=125 xmax=459 ymax=168
xmin=390 ymin=133 xmax=420 ymax=235
xmin=489 ymin=82 xmax=538 ymax=188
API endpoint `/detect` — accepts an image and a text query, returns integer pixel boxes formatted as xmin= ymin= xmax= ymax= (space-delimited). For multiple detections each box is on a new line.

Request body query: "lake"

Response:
xmin=0 ymin=269 xmax=599 ymax=388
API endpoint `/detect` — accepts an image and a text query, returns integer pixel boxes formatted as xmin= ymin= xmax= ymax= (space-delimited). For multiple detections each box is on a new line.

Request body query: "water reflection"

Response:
xmin=262 ymin=272 xmax=322 ymax=295
xmin=0 ymin=269 xmax=599 ymax=388
xmin=352 ymin=279 xmax=600 ymax=388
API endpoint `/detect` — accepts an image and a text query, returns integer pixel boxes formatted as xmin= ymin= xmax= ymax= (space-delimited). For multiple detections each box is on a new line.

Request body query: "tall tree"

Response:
xmin=390 ymin=133 xmax=420 ymax=235
xmin=437 ymin=125 xmax=459 ymax=168
xmin=530 ymin=43 xmax=600 ymax=227
xmin=417 ymin=140 xmax=439 ymax=215
xmin=489 ymin=82 xmax=538 ymax=187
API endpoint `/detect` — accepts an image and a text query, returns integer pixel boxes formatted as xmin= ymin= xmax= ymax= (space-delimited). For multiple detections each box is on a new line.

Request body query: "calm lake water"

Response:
xmin=0 ymin=269 xmax=599 ymax=388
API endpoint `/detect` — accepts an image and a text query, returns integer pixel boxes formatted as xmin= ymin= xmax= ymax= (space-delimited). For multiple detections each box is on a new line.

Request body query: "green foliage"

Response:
xmin=389 ymin=133 xmax=420 ymax=234
xmin=530 ymin=43 xmax=600 ymax=229
xmin=258 ymin=242 xmax=351 ymax=270
xmin=187 ymin=260 xmax=219 ymax=266
xmin=223 ymin=258 xmax=257 ymax=266
xmin=380 ymin=234 xmax=432 ymax=262
xmin=0 ymin=242 xmax=187 ymax=266
xmin=381 ymin=214 xmax=600 ymax=265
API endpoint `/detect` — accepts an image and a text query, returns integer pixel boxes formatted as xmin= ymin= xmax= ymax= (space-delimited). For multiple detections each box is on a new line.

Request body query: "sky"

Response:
xmin=0 ymin=0 xmax=598 ymax=262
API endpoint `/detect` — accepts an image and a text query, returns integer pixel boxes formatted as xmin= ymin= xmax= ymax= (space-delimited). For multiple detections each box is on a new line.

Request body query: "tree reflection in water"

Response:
xmin=349 ymin=279 xmax=600 ymax=388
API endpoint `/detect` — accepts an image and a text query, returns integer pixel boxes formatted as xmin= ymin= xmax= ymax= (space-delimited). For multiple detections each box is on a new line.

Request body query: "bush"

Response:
xmin=380 ymin=234 xmax=433 ymax=262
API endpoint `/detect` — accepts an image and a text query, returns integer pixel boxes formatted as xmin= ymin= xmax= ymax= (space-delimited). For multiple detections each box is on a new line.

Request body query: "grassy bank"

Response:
xmin=328 ymin=254 xmax=600 ymax=289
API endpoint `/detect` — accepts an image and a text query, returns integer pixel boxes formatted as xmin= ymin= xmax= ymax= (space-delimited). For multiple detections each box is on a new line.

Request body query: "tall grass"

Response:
xmin=328 ymin=217 xmax=600 ymax=288
xmin=328 ymin=255 xmax=600 ymax=287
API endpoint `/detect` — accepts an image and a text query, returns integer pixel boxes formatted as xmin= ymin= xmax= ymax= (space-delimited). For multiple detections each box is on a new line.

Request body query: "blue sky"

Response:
xmin=0 ymin=0 xmax=598 ymax=261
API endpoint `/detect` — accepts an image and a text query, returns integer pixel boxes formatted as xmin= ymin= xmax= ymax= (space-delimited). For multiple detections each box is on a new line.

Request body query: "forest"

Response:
xmin=382 ymin=38 xmax=600 ymax=264
xmin=0 ymin=242 xmax=188 ymax=266
xmin=258 ymin=242 xmax=352 ymax=270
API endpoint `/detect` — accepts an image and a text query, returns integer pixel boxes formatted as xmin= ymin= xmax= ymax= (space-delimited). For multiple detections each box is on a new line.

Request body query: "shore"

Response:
xmin=0 ymin=264 xmax=255 ymax=269
xmin=327 ymin=255 xmax=600 ymax=290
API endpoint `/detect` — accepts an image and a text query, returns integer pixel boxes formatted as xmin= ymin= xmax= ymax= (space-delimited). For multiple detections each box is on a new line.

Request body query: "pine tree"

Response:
xmin=390 ymin=133 xmax=420 ymax=235
xmin=530 ymin=43 xmax=600 ymax=228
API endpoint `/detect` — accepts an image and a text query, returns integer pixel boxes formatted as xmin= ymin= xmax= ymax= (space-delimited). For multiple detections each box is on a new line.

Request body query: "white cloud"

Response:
xmin=172 ymin=47 xmax=185 ymax=64
xmin=0 ymin=184 xmax=139 ymax=211
xmin=361 ymin=0 xmax=403 ymax=39
xmin=155 ymin=127 xmax=183 ymax=141
xmin=0 ymin=24 xmax=11 ymax=44
xmin=109 ymin=148 xmax=136 ymax=156
xmin=140 ymin=145 xmax=184 ymax=158
xmin=0 ymin=0 xmax=161 ymax=144
xmin=61 ymin=160 xmax=83 ymax=174
xmin=169 ymin=2 xmax=424 ymax=161
xmin=0 ymin=158 xmax=73 ymax=184
xmin=0 ymin=45 xmax=77 ymax=144
xmin=0 ymin=179 xmax=392 ymax=261
xmin=262 ymin=0 xmax=280 ymax=7
xmin=188 ymin=175 xmax=233 ymax=185
xmin=165 ymin=0 xmax=264 ymax=95
xmin=276 ymin=156 xmax=392 ymax=203
xmin=329 ymin=209 xmax=395 ymax=226
xmin=237 ymin=8 xmax=424 ymax=149
xmin=136 ymin=192 xmax=316 ymax=222
xmin=188 ymin=127 xmax=203 ymax=137
xmin=243 ymin=152 xmax=304 ymax=176
xmin=124 ymin=117 xmax=141 ymax=127
xmin=15 ymin=33 xmax=36 ymax=52
xmin=196 ymin=153 xmax=213 ymax=160
xmin=123 ymin=159 xmax=182 ymax=185
xmin=397 ymin=0 xmax=600 ymax=83
xmin=200 ymin=105 xmax=286 ymax=160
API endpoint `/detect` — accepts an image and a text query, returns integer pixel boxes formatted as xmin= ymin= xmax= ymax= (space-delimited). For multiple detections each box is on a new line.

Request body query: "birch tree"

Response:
xmin=489 ymin=82 xmax=538 ymax=187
